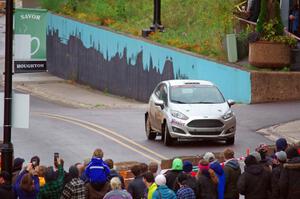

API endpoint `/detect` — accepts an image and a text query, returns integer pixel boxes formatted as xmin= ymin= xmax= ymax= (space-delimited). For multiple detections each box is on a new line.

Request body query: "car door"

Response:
xmin=153 ymin=83 xmax=168 ymax=132
xmin=149 ymin=84 xmax=161 ymax=131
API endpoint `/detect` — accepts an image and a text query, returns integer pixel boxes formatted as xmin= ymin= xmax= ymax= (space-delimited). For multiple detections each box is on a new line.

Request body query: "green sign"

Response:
xmin=14 ymin=8 xmax=47 ymax=73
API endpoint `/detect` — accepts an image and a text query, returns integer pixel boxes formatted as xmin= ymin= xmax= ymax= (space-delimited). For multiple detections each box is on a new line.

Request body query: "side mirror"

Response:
xmin=154 ymin=99 xmax=164 ymax=109
xmin=227 ymin=99 xmax=235 ymax=107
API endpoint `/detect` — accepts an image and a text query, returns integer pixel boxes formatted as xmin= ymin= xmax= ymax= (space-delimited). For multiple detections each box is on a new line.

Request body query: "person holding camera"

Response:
xmin=38 ymin=157 xmax=64 ymax=199
xmin=13 ymin=162 xmax=40 ymax=199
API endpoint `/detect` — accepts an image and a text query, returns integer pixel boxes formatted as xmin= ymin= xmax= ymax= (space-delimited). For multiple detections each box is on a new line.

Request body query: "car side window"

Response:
xmin=154 ymin=84 xmax=163 ymax=98
xmin=154 ymin=84 xmax=168 ymax=105
xmin=160 ymin=85 xmax=168 ymax=105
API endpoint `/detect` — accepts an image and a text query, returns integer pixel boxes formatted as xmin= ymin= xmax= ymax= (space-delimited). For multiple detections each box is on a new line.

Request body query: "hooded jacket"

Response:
xmin=271 ymin=163 xmax=284 ymax=199
xmin=197 ymin=174 xmax=217 ymax=199
xmin=165 ymin=158 xmax=183 ymax=191
xmin=210 ymin=160 xmax=225 ymax=199
xmin=152 ymin=185 xmax=176 ymax=199
xmin=223 ymin=159 xmax=241 ymax=199
xmin=279 ymin=157 xmax=300 ymax=199
xmin=237 ymin=164 xmax=271 ymax=199
xmin=85 ymin=158 xmax=110 ymax=184
xmin=14 ymin=170 xmax=40 ymax=199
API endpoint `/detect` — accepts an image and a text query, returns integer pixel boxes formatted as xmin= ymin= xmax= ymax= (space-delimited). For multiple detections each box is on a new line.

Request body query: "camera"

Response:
xmin=54 ymin=152 xmax=59 ymax=163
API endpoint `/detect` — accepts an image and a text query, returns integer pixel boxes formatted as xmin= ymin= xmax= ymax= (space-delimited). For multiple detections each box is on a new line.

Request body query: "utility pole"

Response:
xmin=1 ymin=0 xmax=14 ymax=179
xmin=150 ymin=0 xmax=164 ymax=32
xmin=142 ymin=0 xmax=164 ymax=37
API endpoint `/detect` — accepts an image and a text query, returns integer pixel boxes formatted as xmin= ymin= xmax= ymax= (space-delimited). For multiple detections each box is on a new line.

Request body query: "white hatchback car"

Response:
xmin=145 ymin=80 xmax=236 ymax=146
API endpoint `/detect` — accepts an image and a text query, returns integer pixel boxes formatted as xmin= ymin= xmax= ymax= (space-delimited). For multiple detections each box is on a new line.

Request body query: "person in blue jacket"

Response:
xmin=152 ymin=174 xmax=176 ymax=199
xmin=204 ymin=152 xmax=225 ymax=199
xmin=14 ymin=163 xmax=40 ymax=199
xmin=85 ymin=148 xmax=110 ymax=191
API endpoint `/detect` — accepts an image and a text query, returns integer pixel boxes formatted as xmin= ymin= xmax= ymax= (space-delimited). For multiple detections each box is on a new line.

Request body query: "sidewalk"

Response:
xmin=11 ymin=72 xmax=147 ymax=109
xmin=257 ymin=120 xmax=300 ymax=144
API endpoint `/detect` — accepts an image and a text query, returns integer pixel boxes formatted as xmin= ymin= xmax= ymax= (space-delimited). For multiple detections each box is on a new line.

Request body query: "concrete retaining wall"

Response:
xmin=251 ymin=71 xmax=300 ymax=103
xmin=47 ymin=14 xmax=251 ymax=103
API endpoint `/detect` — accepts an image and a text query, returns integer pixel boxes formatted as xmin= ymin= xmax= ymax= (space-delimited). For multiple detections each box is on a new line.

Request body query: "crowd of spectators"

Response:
xmin=0 ymin=138 xmax=300 ymax=199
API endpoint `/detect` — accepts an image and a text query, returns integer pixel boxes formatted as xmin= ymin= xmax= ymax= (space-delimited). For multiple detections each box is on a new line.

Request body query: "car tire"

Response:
xmin=226 ymin=137 xmax=235 ymax=145
xmin=145 ymin=115 xmax=156 ymax=140
xmin=163 ymin=123 xmax=175 ymax=146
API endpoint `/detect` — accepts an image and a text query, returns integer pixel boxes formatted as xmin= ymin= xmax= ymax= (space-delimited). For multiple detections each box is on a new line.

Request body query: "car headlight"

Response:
xmin=171 ymin=110 xmax=189 ymax=120
xmin=222 ymin=110 xmax=233 ymax=120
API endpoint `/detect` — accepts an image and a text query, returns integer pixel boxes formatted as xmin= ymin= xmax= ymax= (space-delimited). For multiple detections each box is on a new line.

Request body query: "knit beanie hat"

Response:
xmin=275 ymin=151 xmax=287 ymax=162
xmin=276 ymin=138 xmax=288 ymax=152
xmin=183 ymin=161 xmax=193 ymax=173
xmin=245 ymin=155 xmax=257 ymax=166
xmin=250 ymin=151 xmax=262 ymax=162
xmin=203 ymin=152 xmax=215 ymax=163
xmin=155 ymin=174 xmax=166 ymax=186
xmin=172 ymin=158 xmax=183 ymax=170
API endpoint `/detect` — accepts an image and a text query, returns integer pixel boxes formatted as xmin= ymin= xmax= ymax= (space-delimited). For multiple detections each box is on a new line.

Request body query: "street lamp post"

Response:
xmin=142 ymin=0 xmax=164 ymax=37
xmin=1 ymin=0 xmax=14 ymax=179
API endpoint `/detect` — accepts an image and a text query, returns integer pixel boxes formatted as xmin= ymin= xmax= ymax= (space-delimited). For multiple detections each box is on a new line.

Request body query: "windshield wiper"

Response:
xmin=192 ymin=101 xmax=215 ymax=104
xmin=171 ymin=100 xmax=186 ymax=104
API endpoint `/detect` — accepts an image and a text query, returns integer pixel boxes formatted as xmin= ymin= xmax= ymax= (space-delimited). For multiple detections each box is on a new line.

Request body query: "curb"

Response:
xmin=14 ymin=83 xmax=97 ymax=109
xmin=257 ymin=122 xmax=300 ymax=144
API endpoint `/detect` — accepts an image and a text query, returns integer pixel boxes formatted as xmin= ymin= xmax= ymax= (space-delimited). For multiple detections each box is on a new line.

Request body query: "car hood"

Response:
xmin=170 ymin=103 xmax=230 ymax=118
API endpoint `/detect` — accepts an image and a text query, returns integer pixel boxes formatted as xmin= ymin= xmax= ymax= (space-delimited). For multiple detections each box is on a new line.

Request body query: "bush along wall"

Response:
xmin=47 ymin=14 xmax=252 ymax=103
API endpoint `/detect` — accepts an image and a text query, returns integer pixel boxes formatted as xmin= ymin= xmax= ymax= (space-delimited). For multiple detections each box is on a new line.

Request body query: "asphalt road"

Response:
xmin=4 ymin=95 xmax=300 ymax=168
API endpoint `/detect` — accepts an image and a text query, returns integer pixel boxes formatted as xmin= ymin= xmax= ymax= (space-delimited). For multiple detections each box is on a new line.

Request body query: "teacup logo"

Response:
xmin=14 ymin=34 xmax=40 ymax=60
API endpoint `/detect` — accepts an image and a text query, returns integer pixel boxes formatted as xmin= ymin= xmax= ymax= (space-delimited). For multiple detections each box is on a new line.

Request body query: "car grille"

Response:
xmin=189 ymin=131 xmax=222 ymax=136
xmin=187 ymin=119 xmax=224 ymax=128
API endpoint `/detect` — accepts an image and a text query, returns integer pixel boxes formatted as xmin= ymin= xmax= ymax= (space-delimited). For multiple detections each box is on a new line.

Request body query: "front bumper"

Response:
xmin=167 ymin=116 xmax=236 ymax=140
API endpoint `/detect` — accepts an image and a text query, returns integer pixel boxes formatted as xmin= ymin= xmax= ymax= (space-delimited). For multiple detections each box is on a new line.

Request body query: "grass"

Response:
xmin=40 ymin=0 xmax=239 ymax=60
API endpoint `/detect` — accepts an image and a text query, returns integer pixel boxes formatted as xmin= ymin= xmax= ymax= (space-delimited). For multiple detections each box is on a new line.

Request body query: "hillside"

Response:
xmin=40 ymin=0 xmax=238 ymax=60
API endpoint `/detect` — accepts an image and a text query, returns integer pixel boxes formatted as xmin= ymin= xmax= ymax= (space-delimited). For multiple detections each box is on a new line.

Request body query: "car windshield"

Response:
xmin=170 ymin=85 xmax=225 ymax=104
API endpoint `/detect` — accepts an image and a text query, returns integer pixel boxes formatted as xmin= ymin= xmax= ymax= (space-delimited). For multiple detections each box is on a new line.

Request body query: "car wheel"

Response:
xmin=163 ymin=123 xmax=175 ymax=146
xmin=226 ymin=137 xmax=235 ymax=145
xmin=145 ymin=115 xmax=156 ymax=140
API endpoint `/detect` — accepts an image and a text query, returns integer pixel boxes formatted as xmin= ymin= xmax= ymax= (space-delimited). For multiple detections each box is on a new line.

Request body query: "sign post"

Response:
xmin=14 ymin=8 xmax=47 ymax=73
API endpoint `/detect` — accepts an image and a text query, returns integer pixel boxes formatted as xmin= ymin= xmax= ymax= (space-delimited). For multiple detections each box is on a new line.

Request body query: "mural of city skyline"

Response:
xmin=47 ymin=14 xmax=251 ymax=103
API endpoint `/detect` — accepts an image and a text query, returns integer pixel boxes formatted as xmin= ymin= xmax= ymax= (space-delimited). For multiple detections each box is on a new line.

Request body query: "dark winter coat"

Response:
xmin=0 ymin=183 xmax=15 ymax=199
xmin=86 ymin=182 xmax=110 ymax=199
xmin=271 ymin=164 xmax=284 ymax=199
xmin=197 ymin=174 xmax=217 ymax=199
xmin=165 ymin=170 xmax=182 ymax=191
xmin=127 ymin=176 xmax=146 ymax=199
xmin=237 ymin=164 xmax=271 ymax=199
xmin=183 ymin=175 xmax=200 ymax=199
xmin=279 ymin=157 xmax=300 ymax=199
xmin=223 ymin=159 xmax=241 ymax=199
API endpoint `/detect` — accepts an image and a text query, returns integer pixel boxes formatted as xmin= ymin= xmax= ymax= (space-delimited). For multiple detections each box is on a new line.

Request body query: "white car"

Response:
xmin=145 ymin=80 xmax=236 ymax=146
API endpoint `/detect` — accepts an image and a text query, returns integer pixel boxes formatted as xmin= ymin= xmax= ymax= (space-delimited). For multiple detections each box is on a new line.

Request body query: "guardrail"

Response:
xmin=235 ymin=15 xmax=300 ymax=41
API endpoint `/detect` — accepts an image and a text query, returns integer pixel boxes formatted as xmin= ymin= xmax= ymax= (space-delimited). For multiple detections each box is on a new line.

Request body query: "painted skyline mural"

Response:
xmin=47 ymin=14 xmax=251 ymax=103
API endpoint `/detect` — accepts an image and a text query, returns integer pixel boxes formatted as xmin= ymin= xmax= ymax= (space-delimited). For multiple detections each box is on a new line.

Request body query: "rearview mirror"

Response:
xmin=154 ymin=99 xmax=164 ymax=109
xmin=227 ymin=99 xmax=235 ymax=107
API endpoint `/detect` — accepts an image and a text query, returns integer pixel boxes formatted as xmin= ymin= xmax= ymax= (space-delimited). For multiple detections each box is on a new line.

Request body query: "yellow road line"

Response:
xmin=36 ymin=112 xmax=168 ymax=160
xmin=44 ymin=115 xmax=161 ymax=163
